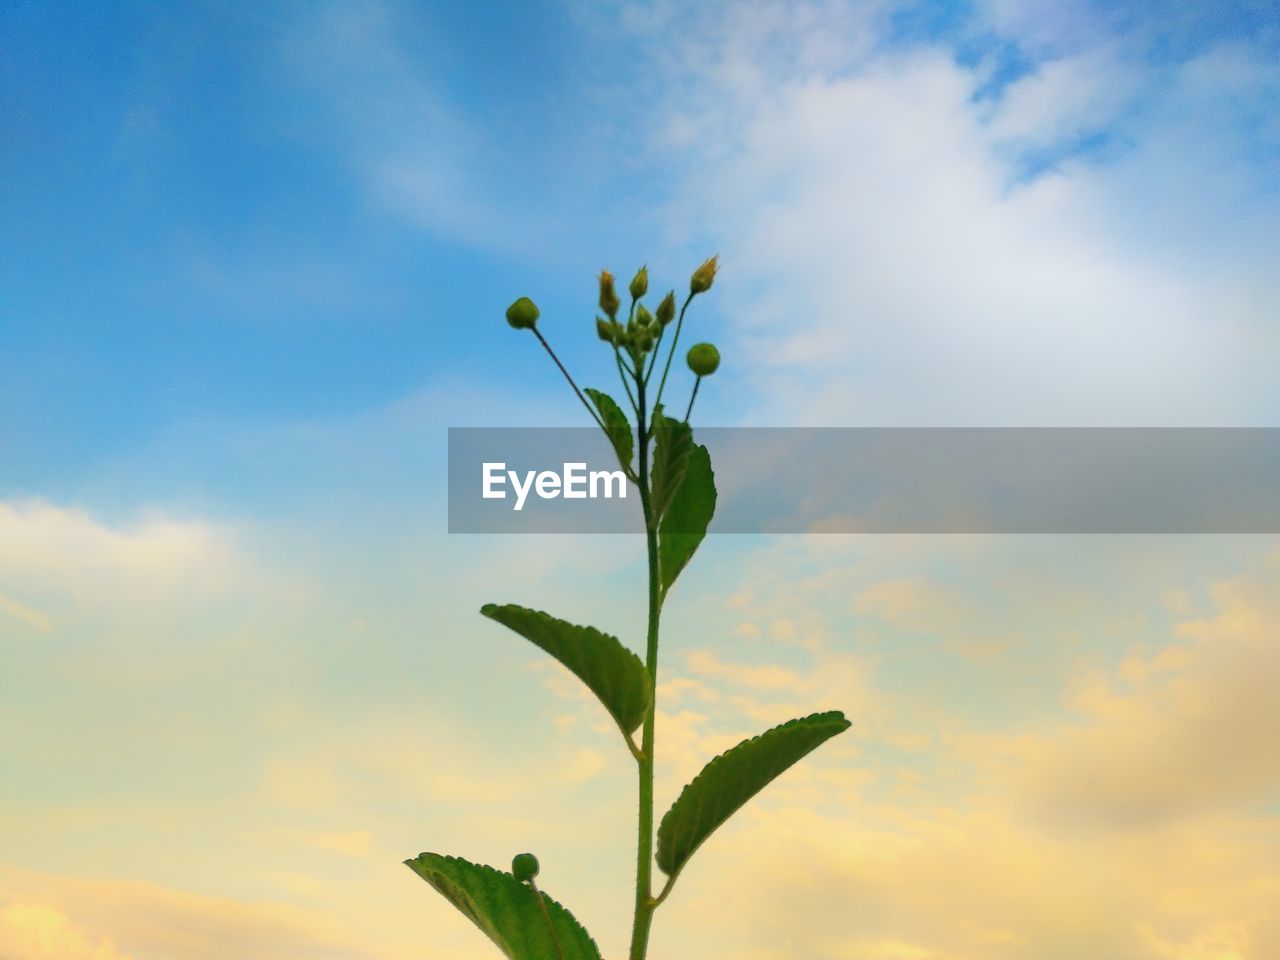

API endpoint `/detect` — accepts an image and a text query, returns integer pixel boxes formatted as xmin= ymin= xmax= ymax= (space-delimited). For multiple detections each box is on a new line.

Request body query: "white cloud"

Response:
xmin=985 ymin=46 xmax=1145 ymax=147
xmin=638 ymin=3 xmax=1280 ymax=426
xmin=976 ymin=0 xmax=1113 ymax=55
xmin=0 ymin=499 xmax=240 ymax=635
xmin=0 ymin=499 xmax=232 ymax=585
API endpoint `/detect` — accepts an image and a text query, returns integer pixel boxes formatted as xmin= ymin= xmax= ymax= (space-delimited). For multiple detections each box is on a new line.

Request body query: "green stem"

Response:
xmin=651 ymin=293 xmax=695 ymax=421
xmin=533 ymin=328 xmax=607 ymax=433
xmin=684 ymin=376 xmax=702 ymax=422
xmin=651 ymin=873 xmax=676 ymax=909
xmin=628 ymin=366 xmax=660 ymax=960
xmin=642 ymin=325 xmax=665 ymax=385
xmin=614 ymin=342 xmax=639 ymax=414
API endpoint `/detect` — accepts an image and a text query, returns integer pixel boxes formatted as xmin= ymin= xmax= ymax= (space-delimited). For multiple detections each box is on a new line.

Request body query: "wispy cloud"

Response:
xmin=620 ymin=1 xmax=1280 ymax=425
xmin=645 ymin=537 xmax=1280 ymax=959
xmin=0 ymin=902 xmax=131 ymax=960
xmin=0 ymin=593 xmax=54 ymax=635
xmin=0 ymin=870 xmax=380 ymax=960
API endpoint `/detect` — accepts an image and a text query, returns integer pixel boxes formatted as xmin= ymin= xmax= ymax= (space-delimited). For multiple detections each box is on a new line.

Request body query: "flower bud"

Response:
xmin=635 ymin=303 xmax=655 ymax=329
xmin=505 ymin=297 xmax=539 ymax=330
xmin=629 ymin=266 xmax=648 ymax=300
xmin=656 ymin=291 xmax=676 ymax=326
xmin=686 ymin=342 xmax=720 ymax=377
xmin=511 ymin=852 xmax=539 ymax=883
xmin=690 ymin=256 xmax=719 ymax=295
xmin=597 ymin=316 xmax=620 ymax=343
xmin=598 ymin=270 xmax=621 ymax=319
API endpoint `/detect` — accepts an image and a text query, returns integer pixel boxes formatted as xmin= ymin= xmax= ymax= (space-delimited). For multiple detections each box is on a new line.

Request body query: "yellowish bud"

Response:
xmin=598 ymin=270 xmax=621 ymax=318
xmin=597 ymin=316 xmax=620 ymax=343
xmin=690 ymin=255 xmax=719 ymax=295
xmin=656 ymin=291 xmax=676 ymax=326
xmin=629 ymin=266 xmax=648 ymax=300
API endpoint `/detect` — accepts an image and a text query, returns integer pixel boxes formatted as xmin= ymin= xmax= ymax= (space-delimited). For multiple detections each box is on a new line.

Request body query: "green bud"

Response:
xmin=505 ymin=297 xmax=539 ymax=330
xmin=597 ymin=316 xmax=620 ymax=343
xmin=656 ymin=291 xmax=676 ymax=326
xmin=598 ymin=270 xmax=621 ymax=319
xmin=512 ymin=852 xmax=539 ymax=883
xmin=636 ymin=303 xmax=654 ymax=329
xmin=690 ymin=255 xmax=719 ymax=295
xmin=686 ymin=342 xmax=720 ymax=377
xmin=629 ymin=266 xmax=648 ymax=300
xmin=623 ymin=325 xmax=649 ymax=356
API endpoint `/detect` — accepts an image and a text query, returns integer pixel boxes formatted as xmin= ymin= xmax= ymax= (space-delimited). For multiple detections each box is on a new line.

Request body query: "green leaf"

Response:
xmin=481 ymin=604 xmax=651 ymax=737
xmin=406 ymin=853 xmax=603 ymax=960
xmin=658 ymin=442 xmax=715 ymax=597
xmin=649 ymin=408 xmax=693 ymax=523
xmin=584 ymin=387 xmax=633 ymax=474
xmin=656 ymin=711 xmax=851 ymax=877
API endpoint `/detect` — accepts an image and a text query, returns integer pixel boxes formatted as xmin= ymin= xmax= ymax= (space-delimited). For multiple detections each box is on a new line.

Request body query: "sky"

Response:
xmin=2 ymin=1 xmax=1280 ymax=959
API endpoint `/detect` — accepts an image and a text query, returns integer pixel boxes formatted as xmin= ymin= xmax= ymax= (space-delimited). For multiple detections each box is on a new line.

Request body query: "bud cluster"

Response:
xmin=503 ymin=255 xmax=721 ymax=425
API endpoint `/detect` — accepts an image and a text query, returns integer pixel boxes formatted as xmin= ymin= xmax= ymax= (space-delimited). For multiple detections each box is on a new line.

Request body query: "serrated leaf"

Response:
xmin=406 ymin=853 xmax=603 ymax=960
xmin=481 ymin=603 xmax=651 ymax=737
xmin=656 ymin=711 xmax=851 ymax=877
xmin=649 ymin=408 xmax=693 ymax=523
xmin=659 ymin=442 xmax=715 ymax=596
xmin=584 ymin=387 xmax=634 ymax=474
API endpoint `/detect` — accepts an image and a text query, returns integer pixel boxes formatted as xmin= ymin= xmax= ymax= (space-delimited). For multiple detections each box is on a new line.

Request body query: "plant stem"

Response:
xmin=533 ymin=328 xmax=607 ymax=432
xmin=651 ymin=293 xmax=695 ymax=420
xmin=627 ymin=366 xmax=660 ymax=960
xmin=642 ymin=325 xmax=664 ymax=385
xmin=683 ymin=376 xmax=702 ymax=422
xmin=614 ymin=343 xmax=639 ymax=414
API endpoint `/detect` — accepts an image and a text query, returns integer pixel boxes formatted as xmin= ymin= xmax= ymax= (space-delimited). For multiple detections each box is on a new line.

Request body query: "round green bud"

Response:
xmin=505 ymin=297 xmax=539 ymax=330
xmin=629 ymin=266 xmax=648 ymax=300
xmin=690 ymin=255 xmax=719 ymax=295
xmin=686 ymin=342 xmax=720 ymax=377
xmin=635 ymin=303 xmax=655 ymax=329
xmin=512 ymin=852 xmax=540 ymax=883
xmin=655 ymin=291 xmax=676 ymax=326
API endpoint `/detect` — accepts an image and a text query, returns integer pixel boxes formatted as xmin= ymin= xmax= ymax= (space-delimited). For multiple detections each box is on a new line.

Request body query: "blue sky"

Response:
xmin=5 ymin=0 xmax=1277 ymax=504
xmin=3 ymin=2 xmax=614 ymax=487
xmin=4 ymin=3 xmax=1280 ymax=960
